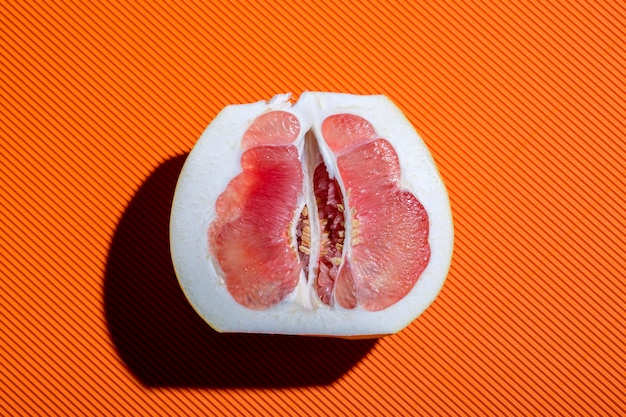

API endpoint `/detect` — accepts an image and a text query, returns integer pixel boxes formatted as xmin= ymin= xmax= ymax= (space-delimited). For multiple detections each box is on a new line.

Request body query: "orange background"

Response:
xmin=1 ymin=1 xmax=624 ymax=415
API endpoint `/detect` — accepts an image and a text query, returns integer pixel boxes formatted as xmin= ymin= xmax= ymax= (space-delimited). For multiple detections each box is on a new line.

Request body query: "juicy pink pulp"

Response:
xmin=208 ymin=111 xmax=430 ymax=311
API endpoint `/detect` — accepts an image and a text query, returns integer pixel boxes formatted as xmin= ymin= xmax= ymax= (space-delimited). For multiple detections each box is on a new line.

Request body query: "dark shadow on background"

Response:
xmin=104 ymin=154 xmax=376 ymax=388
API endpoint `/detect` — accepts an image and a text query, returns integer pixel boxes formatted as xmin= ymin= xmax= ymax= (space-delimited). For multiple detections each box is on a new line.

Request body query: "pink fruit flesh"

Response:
xmin=321 ymin=113 xmax=377 ymax=153
xmin=313 ymin=165 xmax=346 ymax=305
xmin=209 ymin=111 xmax=430 ymax=311
xmin=209 ymin=113 xmax=303 ymax=310
xmin=241 ymin=111 xmax=300 ymax=150
xmin=323 ymin=115 xmax=431 ymax=311
xmin=337 ymin=143 xmax=430 ymax=311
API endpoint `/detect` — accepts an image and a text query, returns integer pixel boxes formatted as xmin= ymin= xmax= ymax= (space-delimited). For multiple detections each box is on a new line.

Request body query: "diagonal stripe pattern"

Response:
xmin=1 ymin=1 xmax=624 ymax=415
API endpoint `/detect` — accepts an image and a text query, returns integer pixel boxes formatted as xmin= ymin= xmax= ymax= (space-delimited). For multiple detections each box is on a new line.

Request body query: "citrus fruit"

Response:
xmin=170 ymin=92 xmax=453 ymax=337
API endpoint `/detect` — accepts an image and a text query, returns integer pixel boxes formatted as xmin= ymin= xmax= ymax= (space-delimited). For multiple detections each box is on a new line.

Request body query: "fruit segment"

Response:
xmin=321 ymin=113 xmax=377 ymax=153
xmin=323 ymin=115 xmax=431 ymax=311
xmin=313 ymin=164 xmax=346 ymax=305
xmin=241 ymin=110 xmax=300 ymax=149
xmin=209 ymin=112 xmax=303 ymax=310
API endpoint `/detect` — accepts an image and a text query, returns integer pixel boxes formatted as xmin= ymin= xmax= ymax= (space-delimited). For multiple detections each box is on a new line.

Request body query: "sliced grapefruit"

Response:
xmin=170 ymin=92 xmax=454 ymax=337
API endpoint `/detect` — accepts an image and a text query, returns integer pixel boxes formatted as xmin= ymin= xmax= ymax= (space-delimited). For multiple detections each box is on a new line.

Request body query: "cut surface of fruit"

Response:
xmin=171 ymin=92 xmax=454 ymax=337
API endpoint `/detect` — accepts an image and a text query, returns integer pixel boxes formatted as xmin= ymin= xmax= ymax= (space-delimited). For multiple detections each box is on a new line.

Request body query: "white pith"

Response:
xmin=170 ymin=92 xmax=454 ymax=336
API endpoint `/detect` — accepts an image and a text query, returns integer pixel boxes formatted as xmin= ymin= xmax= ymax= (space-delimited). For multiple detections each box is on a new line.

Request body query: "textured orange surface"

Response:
xmin=1 ymin=1 xmax=624 ymax=415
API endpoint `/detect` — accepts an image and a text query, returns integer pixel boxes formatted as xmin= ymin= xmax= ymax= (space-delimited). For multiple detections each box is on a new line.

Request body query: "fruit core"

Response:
xmin=209 ymin=111 xmax=430 ymax=312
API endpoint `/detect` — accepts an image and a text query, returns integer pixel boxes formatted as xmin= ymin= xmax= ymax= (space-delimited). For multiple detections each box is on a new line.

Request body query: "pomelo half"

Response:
xmin=170 ymin=92 xmax=453 ymax=337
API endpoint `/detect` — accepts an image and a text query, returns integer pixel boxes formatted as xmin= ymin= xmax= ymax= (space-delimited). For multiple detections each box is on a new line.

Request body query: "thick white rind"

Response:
xmin=170 ymin=92 xmax=454 ymax=337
